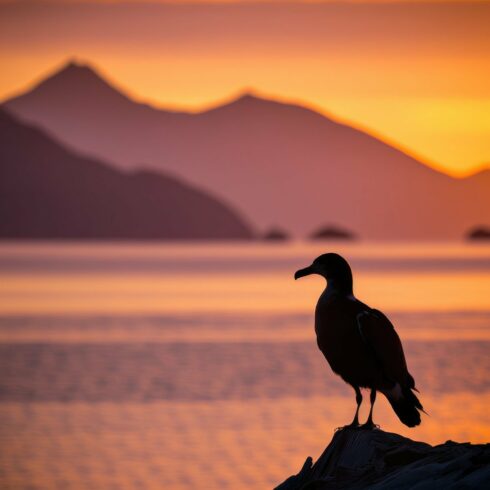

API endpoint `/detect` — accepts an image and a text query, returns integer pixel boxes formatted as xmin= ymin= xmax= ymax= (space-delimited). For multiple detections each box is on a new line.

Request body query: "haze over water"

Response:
xmin=0 ymin=241 xmax=489 ymax=489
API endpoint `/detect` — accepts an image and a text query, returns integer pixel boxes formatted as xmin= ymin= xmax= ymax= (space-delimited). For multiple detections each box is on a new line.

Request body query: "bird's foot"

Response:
xmin=359 ymin=422 xmax=380 ymax=430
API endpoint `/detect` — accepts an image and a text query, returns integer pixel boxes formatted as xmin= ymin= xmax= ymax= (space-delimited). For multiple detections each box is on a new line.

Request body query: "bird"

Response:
xmin=295 ymin=253 xmax=424 ymax=428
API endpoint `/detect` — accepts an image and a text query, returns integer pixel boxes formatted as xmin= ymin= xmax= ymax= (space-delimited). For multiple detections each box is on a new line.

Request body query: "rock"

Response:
xmin=262 ymin=228 xmax=290 ymax=241
xmin=466 ymin=226 xmax=490 ymax=241
xmin=275 ymin=427 xmax=490 ymax=489
xmin=309 ymin=226 xmax=357 ymax=241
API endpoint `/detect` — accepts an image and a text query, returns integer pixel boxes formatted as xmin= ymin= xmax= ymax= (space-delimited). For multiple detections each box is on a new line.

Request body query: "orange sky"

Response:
xmin=1 ymin=1 xmax=489 ymax=176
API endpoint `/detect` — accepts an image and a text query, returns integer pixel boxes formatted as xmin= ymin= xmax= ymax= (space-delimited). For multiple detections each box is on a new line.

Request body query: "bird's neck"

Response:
xmin=325 ymin=276 xmax=353 ymax=297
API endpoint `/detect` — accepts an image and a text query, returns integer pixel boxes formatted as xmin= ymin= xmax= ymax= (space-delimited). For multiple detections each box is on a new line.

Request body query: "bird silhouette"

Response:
xmin=295 ymin=253 xmax=424 ymax=428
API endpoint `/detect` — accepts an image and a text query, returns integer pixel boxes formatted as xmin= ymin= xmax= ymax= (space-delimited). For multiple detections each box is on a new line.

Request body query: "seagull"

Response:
xmin=295 ymin=253 xmax=424 ymax=428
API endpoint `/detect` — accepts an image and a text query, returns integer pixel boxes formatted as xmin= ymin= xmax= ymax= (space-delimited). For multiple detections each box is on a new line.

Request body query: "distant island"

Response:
xmin=309 ymin=225 xmax=356 ymax=241
xmin=262 ymin=228 xmax=290 ymax=241
xmin=0 ymin=109 xmax=253 ymax=240
xmin=467 ymin=226 xmax=490 ymax=241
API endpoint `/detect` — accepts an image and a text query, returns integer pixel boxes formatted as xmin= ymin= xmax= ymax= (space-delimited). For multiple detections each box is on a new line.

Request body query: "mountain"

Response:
xmin=4 ymin=61 xmax=489 ymax=239
xmin=0 ymin=108 xmax=253 ymax=240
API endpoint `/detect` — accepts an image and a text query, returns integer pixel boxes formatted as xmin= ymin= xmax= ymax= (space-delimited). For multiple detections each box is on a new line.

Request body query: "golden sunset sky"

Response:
xmin=1 ymin=0 xmax=489 ymax=176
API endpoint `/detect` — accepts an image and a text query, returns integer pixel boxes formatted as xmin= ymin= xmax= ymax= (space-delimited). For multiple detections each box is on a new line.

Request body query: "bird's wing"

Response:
xmin=357 ymin=308 xmax=413 ymax=387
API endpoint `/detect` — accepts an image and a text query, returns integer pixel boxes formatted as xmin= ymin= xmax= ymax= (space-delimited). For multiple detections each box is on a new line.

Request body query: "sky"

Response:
xmin=1 ymin=1 xmax=489 ymax=176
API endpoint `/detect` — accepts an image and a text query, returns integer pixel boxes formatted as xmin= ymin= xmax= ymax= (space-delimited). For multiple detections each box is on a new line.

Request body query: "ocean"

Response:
xmin=0 ymin=241 xmax=489 ymax=489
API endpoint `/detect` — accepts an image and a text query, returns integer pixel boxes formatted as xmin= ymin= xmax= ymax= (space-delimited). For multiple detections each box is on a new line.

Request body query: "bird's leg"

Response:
xmin=360 ymin=389 xmax=379 ymax=430
xmin=347 ymin=386 xmax=362 ymax=428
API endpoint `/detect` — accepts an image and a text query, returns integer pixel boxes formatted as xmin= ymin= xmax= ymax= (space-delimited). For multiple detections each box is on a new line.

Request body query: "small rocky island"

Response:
xmin=466 ymin=226 xmax=490 ymax=241
xmin=309 ymin=225 xmax=357 ymax=241
xmin=275 ymin=427 xmax=489 ymax=489
xmin=262 ymin=228 xmax=290 ymax=241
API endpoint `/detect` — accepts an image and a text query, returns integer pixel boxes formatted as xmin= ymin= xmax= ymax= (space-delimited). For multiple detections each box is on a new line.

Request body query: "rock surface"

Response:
xmin=275 ymin=427 xmax=490 ymax=489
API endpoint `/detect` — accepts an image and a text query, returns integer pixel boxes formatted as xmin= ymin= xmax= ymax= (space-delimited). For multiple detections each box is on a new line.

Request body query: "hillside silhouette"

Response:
xmin=0 ymin=109 xmax=253 ymax=240
xmin=4 ymin=61 xmax=489 ymax=239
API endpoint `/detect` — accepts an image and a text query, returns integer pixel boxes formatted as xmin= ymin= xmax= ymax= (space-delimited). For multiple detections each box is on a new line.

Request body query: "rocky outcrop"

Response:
xmin=275 ymin=427 xmax=490 ymax=489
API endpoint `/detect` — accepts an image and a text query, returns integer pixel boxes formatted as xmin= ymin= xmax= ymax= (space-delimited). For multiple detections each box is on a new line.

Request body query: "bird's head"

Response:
xmin=294 ymin=253 xmax=353 ymax=293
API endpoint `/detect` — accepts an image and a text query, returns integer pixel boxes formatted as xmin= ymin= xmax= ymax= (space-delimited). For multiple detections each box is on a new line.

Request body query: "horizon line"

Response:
xmin=2 ymin=0 xmax=490 ymax=5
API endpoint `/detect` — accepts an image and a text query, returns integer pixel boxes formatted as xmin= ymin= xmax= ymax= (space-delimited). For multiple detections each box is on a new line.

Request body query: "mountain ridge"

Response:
xmin=2 ymin=60 xmax=462 ymax=181
xmin=4 ymin=60 xmax=489 ymax=238
xmin=5 ymin=60 xmax=489 ymax=176
xmin=18 ymin=60 xmax=486 ymax=178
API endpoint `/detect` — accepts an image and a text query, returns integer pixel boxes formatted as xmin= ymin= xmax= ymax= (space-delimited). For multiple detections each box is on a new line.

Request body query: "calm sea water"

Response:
xmin=0 ymin=242 xmax=489 ymax=489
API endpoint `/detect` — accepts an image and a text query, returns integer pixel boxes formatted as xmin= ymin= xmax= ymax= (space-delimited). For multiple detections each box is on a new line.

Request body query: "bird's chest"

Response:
xmin=314 ymin=295 xmax=360 ymax=372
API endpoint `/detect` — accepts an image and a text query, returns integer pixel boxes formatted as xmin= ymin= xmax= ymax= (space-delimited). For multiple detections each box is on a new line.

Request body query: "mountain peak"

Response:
xmin=9 ymin=59 xmax=129 ymax=106
xmin=231 ymin=90 xmax=279 ymax=107
xmin=206 ymin=91 xmax=292 ymax=115
xmin=234 ymin=90 xmax=262 ymax=102
xmin=59 ymin=58 xmax=98 ymax=76
xmin=44 ymin=59 xmax=111 ymax=88
xmin=205 ymin=90 xmax=338 ymax=127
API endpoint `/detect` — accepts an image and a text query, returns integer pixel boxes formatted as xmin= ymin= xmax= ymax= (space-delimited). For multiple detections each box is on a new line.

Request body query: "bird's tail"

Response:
xmin=384 ymin=384 xmax=424 ymax=428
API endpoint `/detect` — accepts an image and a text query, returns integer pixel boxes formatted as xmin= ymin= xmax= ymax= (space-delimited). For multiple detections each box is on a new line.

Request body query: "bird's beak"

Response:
xmin=294 ymin=265 xmax=315 ymax=280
